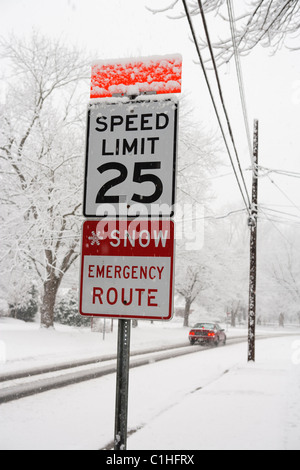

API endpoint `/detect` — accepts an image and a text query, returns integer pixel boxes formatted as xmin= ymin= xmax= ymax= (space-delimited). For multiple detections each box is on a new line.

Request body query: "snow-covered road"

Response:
xmin=0 ymin=335 xmax=299 ymax=450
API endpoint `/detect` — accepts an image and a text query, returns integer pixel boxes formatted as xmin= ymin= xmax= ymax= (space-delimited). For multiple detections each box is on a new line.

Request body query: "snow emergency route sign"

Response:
xmin=83 ymin=97 xmax=178 ymax=218
xmin=79 ymin=220 xmax=175 ymax=321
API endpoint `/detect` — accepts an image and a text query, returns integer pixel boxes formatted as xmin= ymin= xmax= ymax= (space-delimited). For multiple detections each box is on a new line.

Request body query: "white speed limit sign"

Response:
xmin=83 ymin=97 xmax=178 ymax=217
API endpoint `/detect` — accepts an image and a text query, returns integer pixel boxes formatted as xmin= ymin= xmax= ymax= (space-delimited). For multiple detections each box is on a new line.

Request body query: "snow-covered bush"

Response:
xmin=0 ymin=299 xmax=9 ymax=317
xmin=8 ymin=285 xmax=38 ymax=322
xmin=55 ymin=290 xmax=90 ymax=327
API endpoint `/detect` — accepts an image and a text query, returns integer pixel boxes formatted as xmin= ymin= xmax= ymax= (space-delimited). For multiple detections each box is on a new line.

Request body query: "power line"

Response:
xmin=260 ymin=205 xmax=300 ymax=221
xmin=259 ymin=207 xmax=294 ymax=245
xmin=258 ymin=205 xmax=300 ymax=227
xmin=197 ymin=0 xmax=251 ymax=209
xmin=226 ymin=0 xmax=253 ymax=164
xmin=259 ymin=214 xmax=300 ymax=226
xmin=191 ymin=207 xmax=247 ymax=222
xmin=181 ymin=0 xmax=251 ymax=215
xmin=267 ymin=174 xmax=300 ymax=215
xmin=258 ymin=165 xmax=300 ymax=179
xmin=207 ymin=170 xmax=236 ymax=179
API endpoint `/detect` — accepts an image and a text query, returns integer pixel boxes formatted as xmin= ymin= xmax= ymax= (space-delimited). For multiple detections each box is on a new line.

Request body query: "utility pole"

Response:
xmin=248 ymin=120 xmax=259 ymax=362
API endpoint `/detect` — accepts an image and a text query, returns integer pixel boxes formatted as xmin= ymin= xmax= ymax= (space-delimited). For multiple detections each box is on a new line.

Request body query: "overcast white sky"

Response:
xmin=1 ymin=0 xmax=300 ymax=223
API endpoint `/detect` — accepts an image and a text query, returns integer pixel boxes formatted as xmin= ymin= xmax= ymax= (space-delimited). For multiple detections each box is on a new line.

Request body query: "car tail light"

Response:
xmin=208 ymin=332 xmax=215 ymax=337
xmin=190 ymin=331 xmax=195 ymax=336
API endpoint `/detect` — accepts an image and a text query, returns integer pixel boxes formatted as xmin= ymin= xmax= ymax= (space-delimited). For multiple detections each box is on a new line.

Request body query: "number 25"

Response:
xmin=96 ymin=162 xmax=163 ymax=204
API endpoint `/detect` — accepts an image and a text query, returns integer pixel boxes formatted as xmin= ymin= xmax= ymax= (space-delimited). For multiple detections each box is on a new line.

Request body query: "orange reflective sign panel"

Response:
xmin=91 ymin=54 xmax=182 ymax=98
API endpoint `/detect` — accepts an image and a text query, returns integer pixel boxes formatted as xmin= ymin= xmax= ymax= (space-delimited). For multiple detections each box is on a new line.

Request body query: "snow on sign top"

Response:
xmin=90 ymin=54 xmax=182 ymax=99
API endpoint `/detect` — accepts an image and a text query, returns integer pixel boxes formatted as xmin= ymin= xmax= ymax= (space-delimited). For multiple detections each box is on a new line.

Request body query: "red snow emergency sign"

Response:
xmin=79 ymin=220 xmax=174 ymax=320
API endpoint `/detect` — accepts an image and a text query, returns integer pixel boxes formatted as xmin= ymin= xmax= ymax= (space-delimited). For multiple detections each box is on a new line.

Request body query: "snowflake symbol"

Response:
xmin=88 ymin=231 xmax=102 ymax=246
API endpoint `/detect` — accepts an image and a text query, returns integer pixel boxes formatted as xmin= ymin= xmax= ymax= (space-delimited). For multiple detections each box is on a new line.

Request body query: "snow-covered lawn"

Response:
xmin=0 ymin=318 xmax=189 ymax=372
xmin=0 ymin=318 xmax=299 ymax=450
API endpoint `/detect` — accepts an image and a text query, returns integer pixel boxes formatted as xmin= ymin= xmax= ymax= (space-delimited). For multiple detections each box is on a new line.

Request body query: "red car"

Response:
xmin=189 ymin=322 xmax=226 ymax=347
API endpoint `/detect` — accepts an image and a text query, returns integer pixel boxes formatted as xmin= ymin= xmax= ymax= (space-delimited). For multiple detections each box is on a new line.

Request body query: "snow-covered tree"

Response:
xmin=258 ymin=222 xmax=300 ymax=324
xmin=148 ymin=0 xmax=300 ymax=63
xmin=175 ymin=106 xmax=221 ymax=326
xmin=176 ymin=251 xmax=212 ymax=327
xmin=0 ymin=32 xmax=88 ymax=328
xmin=208 ymin=212 xmax=249 ymax=325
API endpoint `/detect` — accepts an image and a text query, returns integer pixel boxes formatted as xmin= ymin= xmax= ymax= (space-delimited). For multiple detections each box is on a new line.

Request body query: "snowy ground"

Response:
xmin=0 ymin=317 xmax=297 ymax=371
xmin=0 ymin=318 xmax=300 ymax=450
xmin=129 ymin=337 xmax=300 ymax=451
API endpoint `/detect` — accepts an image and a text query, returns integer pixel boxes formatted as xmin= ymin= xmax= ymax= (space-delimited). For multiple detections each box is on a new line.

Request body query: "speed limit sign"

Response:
xmin=83 ymin=97 xmax=178 ymax=217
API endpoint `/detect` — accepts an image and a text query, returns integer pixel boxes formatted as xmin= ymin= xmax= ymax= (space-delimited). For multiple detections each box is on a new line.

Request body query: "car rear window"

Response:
xmin=194 ymin=323 xmax=215 ymax=330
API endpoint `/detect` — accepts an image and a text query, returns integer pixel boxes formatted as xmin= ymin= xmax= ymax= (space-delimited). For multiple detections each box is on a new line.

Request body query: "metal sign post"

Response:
xmin=114 ymin=319 xmax=131 ymax=450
